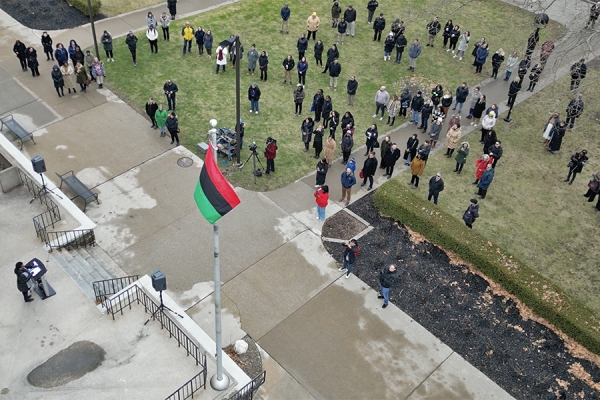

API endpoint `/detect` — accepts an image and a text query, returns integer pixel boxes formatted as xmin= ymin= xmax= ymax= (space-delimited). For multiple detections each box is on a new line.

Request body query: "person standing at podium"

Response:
xmin=15 ymin=262 xmax=34 ymax=302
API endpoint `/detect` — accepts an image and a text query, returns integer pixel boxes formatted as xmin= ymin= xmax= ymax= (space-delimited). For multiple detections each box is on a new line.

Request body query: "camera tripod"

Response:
xmin=30 ymin=173 xmax=62 ymax=204
xmin=241 ymin=148 xmax=264 ymax=184
xmin=143 ymin=290 xmax=184 ymax=325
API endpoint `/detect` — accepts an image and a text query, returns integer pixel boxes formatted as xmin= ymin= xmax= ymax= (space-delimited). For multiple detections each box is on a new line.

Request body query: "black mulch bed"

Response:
xmin=0 ymin=0 xmax=103 ymax=30
xmin=323 ymin=192 xmax=600 ymax=399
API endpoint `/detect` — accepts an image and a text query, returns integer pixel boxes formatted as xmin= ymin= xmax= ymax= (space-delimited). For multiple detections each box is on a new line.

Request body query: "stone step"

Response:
xmin=70 ymin=248 xmax=104 ymax=282
xmin=87 ymin=248 xmax=121 ymax=279
xmin=60 ymin=250 xmax=97 ymax=289
xmin=75 ymin=247 xmax=113 ymax=281
xmin=51 ymin=251 xmax=96 ymax=301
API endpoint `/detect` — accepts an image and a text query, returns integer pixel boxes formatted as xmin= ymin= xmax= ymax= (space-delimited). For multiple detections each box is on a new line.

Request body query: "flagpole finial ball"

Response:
xmin=210 ymin=119 xmax=218 ymax=128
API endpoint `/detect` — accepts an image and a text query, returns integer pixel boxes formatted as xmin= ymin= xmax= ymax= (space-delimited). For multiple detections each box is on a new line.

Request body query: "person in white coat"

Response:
xmin=215 ymin=44 xmax=228 ymax=74
xmin=146 ymin=26 xmax=159 ymax=54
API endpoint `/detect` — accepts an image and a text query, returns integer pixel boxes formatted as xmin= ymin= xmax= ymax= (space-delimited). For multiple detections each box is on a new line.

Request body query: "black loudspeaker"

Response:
xmin=31 ymin=155 xmax=47 ymax=174
xmin=151 ymin=269 xmax=167 ymax=292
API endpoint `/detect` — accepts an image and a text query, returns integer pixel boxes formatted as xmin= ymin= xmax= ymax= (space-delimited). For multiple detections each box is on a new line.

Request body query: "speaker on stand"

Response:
xmin=144 ymin=269 xmax=184 ymax=325
xmin=29 ymin=155 xmax=62 ymax=203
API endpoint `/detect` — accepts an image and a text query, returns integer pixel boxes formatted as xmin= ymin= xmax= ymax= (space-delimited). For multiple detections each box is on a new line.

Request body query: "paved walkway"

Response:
xmin=1 ymin=0 xmax=597 ymax=398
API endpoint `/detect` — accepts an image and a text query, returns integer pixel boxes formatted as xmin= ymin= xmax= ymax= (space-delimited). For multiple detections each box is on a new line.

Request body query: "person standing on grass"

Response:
xmin=166 ymin=112 xmax=180 ymax=145
xmin=313 ymin=89 xmax=324 ymax=122
xmin=453 ymin=142 xmax=470 ymax=173
xmin=125 ymin=31 xmax=138 ymax=66
xmin=565 ymin=94 xmax=584 ymax=130
xmin=315 ymin=158 xmax=328 ymax=186
xmin=182 ymin=22 xmax=194 ymax=55
xmin=314 ymin=185 xmax=329 ymax=220
xmin=548 ymin=121 xmax=567 ymax=154
xmin=301 ymin=117 xmax=314 ymax=152
xmin=383 ymin=33 xmax=395 ymax=61
xmin=339 ymin=239 xmax=358 ymax=278
xmin=447 ymin=24 xmax=460 ymax=53
xmin=418 ymin=140 xmax=431 ymax=163
xmin=313 ymin=124 xmax=324 ymax=159
xmin=215 ymin=43 xmax=228 ymax=73
xmin=280 ymin=3 xmax=290 ymax=34
xmin=283 ymin=54 xmax=295 ymax=84
xmin=583 ymin=172 xmax=600 ymax=203
xmin=294 ymin=84 xmax=306 ymax=116
xmin=51 ymin=65 xmax=64 ymax=97
xmin=41 ymin=32 xmax=53 ymax=61
xmin=26 ymin=47 xmax=40 ymax=77
xmin=488 ymin=141 xmax=503 ymax=168
xmin=159 ymin=12 xmax=170 ymax=41
xmin=324 ymin=135 xmax=336 ymax=165
xmin=407 ymin=39 xmax=421 ymax=72
xmin=395 ymin=33 xmax=407 ymax=64
xmin=264 ymin=139 xmax=278 ymax=174
xmin=314 ymin=40 xmax=324 ymax=69
xmin=473 ymin=154 xmax=491 ymax=184
xmin=167 ymin=0 xmax=177 ymax=20
xmin=463 ymin=199 xmax=479 ymax=229
xmin=542 ymin=112 xmax=560 ymax=147
xmin=296 ymin=33 xmax=308 ymax=61
xmin=321 ymin=95 xmax=332 ymax=127
xmin=384 ymin=143 xmax=400 ymax=179
xmin=331 ymin=1 xmax=342 ymax=27
xmin=564 ymin=150 xmax=588 ymax=185
xmin=195 ymin=27 xmax=205 ymax=55
xmin=163 ymin=79 xmax=178 ymax=111
xmin=454 ymin=31 xmax=470 ymax=60
xmin=367 ymin=0 xmax=379 ymax=24
xmin=360 ymin=151 xmax=378 ymax=190
xmin=204 ymin=30 xmax=213 ymax=58
xmin=307 ymin=12 xmax=320 ymax=40
xmin=347 ymin=75 xmax=358 ymax=106
xmin=247 ymin=44 xmax=258 ymax=75
xmin=409 ymin=153 xmax=425 ymax=189
xmin=341 ymin=130 xmax=354 ymax=164
xmin=339 ymin=167 xmax=356 ymax=206
xmin=344 ymin=5 xmax=357 ymax=37
xmin=373 ymin=86 xmax=390 ymax=121
xmin=248 ymin=82 xmax=261 ymax=115
xmin=328 ymin=58 xmax=342 ymax=91
xmin=426 ymin=17 xmax=441 ymax=47
xmin=258 ymin=50 xmax=269 ymax=81
xmin=386 ymin=95 xmax=400 ymax=126
xmin=323 ymin=44 xmax=339 ymax=74
xmin=60 ymin=61 xmax=76 ymax=93
xmin=336 ymin=18 xmax=347 ymax=45
xmin=428 ymin=172 xmax=444 ymax=205
xmin=444 ymin=123 xmax=461 ymax=157
xmin=329 ymin=111 xmax=340 ymax=139
xmin=477 ymin=164 xmax=494 ymax=199
xmin=297 ymin=56 xmax=308 ymax=85
xmin=373 ymin=13 xmax=386 ymax=42
xmin=100 ymin=31 xmax=114 ymax=61
xmin=504 ymin=51 xmax=518 ymax=81
xmin=155 ymin=104 xmax=168 ymax=137
xmin=474 ymin=43 xmax=489 ymax=75
xmin=147 ymin=25 xmax=159 ymax=54
xmin=146 ymin=98 xmax=159 ymax=129
xmin=378 ymin=265 xmax=397 ymax=308
xmin=570 ymin=59 xmax=587 ymax=90
xmin=441 ymin=20 xmax=453 ymax=49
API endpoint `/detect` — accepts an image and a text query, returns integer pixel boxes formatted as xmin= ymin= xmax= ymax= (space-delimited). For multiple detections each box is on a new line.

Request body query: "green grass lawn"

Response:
xmin=412 ymin=69 xmax=600 ymax=313
xmin=100 ymin=0 xmax=161 ymax=17
xmin=100 ymin=0 xmax=564 ymax=191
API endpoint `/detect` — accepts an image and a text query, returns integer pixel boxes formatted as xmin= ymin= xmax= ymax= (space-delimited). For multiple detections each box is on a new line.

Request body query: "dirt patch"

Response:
xmin=0 ymin=0 xmax=102 ymax=30
xmin=323 ymin=192 xmax=600 ymax=399
xmin=322 ymin=210 xmax=367 ymax=240
xmin=223 ymin=335 xmax=262 ymax=380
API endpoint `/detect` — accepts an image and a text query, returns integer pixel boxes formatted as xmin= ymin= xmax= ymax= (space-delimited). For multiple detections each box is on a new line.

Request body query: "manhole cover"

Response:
xmin=177 ymin=157 xmax=193 ymax=168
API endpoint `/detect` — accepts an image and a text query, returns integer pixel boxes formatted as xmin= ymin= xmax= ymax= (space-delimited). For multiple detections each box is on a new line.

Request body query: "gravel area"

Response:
xmin=0 ymin=0 xmax=101 ymax=30
xmin=323 ymin=192 xmax=600 ymax=399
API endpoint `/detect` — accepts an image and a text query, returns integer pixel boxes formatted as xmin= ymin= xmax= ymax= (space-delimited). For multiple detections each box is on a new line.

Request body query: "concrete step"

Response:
xmin=70 ymin=248 xmax=104 ymax=282
xmin=60 ymin=250 xmax=97 ymax=289
xmin=51 ymin=251 xmax=96 ymax=301
xmin=87 ymin=247 xmax=121 ymax=279
xmin=75 ymin=247 xmax=113 ymax=281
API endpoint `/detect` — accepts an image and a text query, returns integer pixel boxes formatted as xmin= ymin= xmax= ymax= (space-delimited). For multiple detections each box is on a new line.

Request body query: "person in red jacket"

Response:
xmin=314 ymin=185 xmax=329 ymax=220
xmin=264 ymin=137 xmax=278 ymax=174
xmin=472 ymin=153 xmax=493 ymax=185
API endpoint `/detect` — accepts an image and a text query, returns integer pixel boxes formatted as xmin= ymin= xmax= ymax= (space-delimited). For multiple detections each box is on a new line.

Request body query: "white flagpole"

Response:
xmin=209 ymin=119 xmax=229 ymax=390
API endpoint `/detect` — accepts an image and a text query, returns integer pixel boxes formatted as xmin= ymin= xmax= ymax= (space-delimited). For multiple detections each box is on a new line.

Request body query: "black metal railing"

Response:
xmin=104 ymin=284 xmax=208 ymax=399
xmin=44 ymin=229 xmax=96 ymax=250
xmin=93 ymin=275 xmax=140 ymax=306
xmin=18 ymin=168 xmax=56 ymax=210
xmin=32 ymin=202 xmax=61 ymax=236
xmin=164 ymin=370 xmax=207 ymax=400
xmin=227 ymin=371 xmax=267 ymax=400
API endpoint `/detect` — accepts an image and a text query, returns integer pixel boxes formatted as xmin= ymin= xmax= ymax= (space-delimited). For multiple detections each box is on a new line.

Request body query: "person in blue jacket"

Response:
xmin=474 ymin=43 xmax=489 ymax=74
xmin=476 ymin=164 xmax=494 ymax=199
xmin=280 ymin=3 xmax=291 ymax=34
xmin=54 ymin=43 xmax=68 ymax=66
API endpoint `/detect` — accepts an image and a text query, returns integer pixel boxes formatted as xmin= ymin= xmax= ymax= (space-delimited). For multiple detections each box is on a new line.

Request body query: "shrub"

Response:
xmin=69 ymin=0 xmax=102 ymax=17
xmin=374 ymin=180 xmax=600 ymax=355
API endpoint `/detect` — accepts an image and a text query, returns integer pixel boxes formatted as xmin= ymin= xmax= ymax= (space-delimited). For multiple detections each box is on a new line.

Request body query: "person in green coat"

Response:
xmin=155 ymin=104 xmax=169 ymax=137
xmin=247 ymin=44 xmax=259 ymax=75
xmin=453 ymin=141 xmax=469 ymax=174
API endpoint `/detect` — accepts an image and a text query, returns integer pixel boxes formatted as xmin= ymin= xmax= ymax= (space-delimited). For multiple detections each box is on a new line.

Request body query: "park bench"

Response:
xmin=56 ymin=170 xmax=99 ymax=212
xmin=0 ymin=114 xmax=36 ymax=150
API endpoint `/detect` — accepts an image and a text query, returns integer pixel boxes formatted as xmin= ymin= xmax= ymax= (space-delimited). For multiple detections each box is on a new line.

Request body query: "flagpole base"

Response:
xmin=210 ymin=374 xmax=230 ymax=391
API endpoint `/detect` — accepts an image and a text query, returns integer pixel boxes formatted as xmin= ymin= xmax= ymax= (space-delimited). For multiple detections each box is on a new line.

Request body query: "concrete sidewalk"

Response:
xmin=1 ymin=0 xmax=596 ymax=398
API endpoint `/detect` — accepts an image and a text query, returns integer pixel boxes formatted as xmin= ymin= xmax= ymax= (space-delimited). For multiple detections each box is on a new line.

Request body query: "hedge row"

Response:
xmin=70 ymin=0 xmax=102 ymax=17
xmin=373 ymin=181 xmax=600 ymax=355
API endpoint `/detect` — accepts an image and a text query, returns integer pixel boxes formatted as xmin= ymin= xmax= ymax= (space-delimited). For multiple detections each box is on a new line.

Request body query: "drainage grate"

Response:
xmin=177 ymin=157 xmax=193 ymax=168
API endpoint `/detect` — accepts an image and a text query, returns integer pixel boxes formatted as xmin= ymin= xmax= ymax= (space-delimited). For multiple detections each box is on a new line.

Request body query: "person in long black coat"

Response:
xmin=301 ymin=117 xmax=314 ymax=152
xmin=313 ymin=90 xmax=324 ymax=122
xmin=507 ymin=77 xmax=521 ymax=107
xmin=26 ymin=47 xmax=40 ymax=77
xmin=564 ymin=150 xmax=588 ymax=184
xmin=548 ymin=121 xmax=566 ymax=154
xmin=321 ymin=96 xmax=332 ymax=128
xmin=51 ymin=65 xmax=64 ymax=97
xmin=167 ymin=0 xmax=177 ymax=20
xmin=13 ymin=40 xmax=28 ymax=71
xmin=322 ymin=44 xmax=339 ymax=74
xmin=14 ymin=262 xmax=33 ymax=302
xmin=404 ymin=133 xmax=419 ymax=165
xmin=384 ymin=143 xmax=401 ymax=178
xmin=315 ymin=158 xmax=328 ymax=186
xmin=313 ymin=125 xmax=324 ymax=158
xmin=482 ymin=129 xmax=497 ymax=155
xmin=165 ymin=112 xmax=180 ymax=145
xmin=361 ymin=152 xmax=378 ymax=190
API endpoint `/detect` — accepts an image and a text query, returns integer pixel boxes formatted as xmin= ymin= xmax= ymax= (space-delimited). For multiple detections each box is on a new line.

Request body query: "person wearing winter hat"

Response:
xmin=307 ymin=12 xmax=320 ymax=40
xmin=462 ymin=198 xmax=479 ymax=228
xmin=248 ymin=82 xmax=261 ymax=114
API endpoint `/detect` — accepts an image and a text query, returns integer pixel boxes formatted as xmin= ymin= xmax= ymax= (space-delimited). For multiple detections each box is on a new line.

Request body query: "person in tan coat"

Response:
xmin=324 ymin=135 xmax=337 ymax=164
xmin=444 ymin=123 xmax=462 ymax=157
xmin=409 ymin=153 xmax=426 ymax=188
xmin=60 ymin=61 xmax=76 ymax=93
xmin=307 ymin=12 xmax=320 ymax=40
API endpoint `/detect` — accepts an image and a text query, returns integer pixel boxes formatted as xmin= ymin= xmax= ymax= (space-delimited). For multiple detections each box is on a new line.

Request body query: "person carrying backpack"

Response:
xmin=339 ymin=239 xmax=359 ymax=278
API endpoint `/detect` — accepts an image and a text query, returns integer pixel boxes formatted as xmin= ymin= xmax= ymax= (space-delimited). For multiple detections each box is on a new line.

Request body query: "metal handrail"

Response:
xmin=32 ymin=202 xmax=61 ymax=234
xmin=44 ymin=229 xmax=96 ymax=250
xmin=227 ymin=371 xmax=267 ymax=400
xmin=164 ymin=370 xmax=207 ymax=400
xmin=93 ymin=275 xmax=140 ymax=306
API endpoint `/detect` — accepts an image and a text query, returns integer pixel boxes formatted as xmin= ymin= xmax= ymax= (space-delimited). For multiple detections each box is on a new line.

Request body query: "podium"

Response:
xmin=26 ymin=258 xmax=56 ymax=300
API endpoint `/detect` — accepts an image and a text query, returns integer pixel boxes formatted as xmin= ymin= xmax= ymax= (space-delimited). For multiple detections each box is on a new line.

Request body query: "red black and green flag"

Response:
xmin=194 ymin=145 xmax=240 ymax=224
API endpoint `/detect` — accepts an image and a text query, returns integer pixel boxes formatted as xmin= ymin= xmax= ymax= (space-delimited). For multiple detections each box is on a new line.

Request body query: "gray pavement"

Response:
xmin=1 ymin=0 xmax=598 ymax=398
